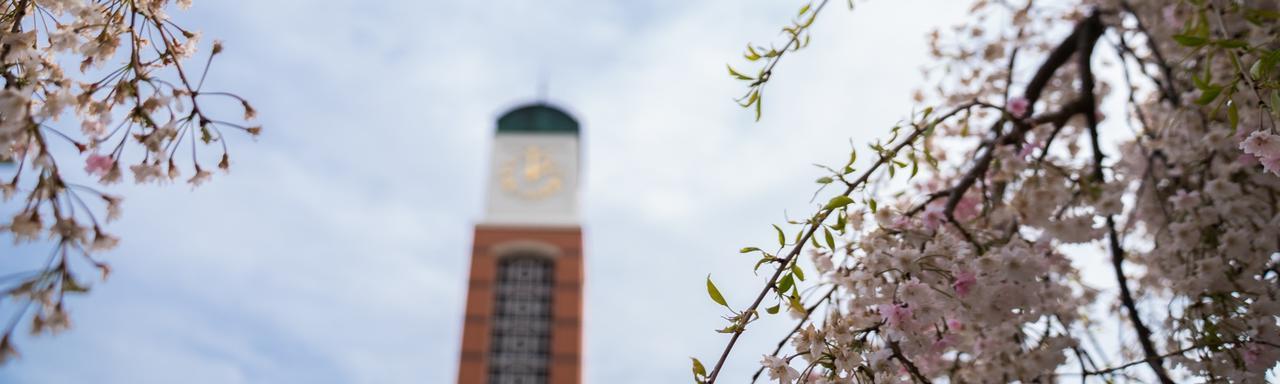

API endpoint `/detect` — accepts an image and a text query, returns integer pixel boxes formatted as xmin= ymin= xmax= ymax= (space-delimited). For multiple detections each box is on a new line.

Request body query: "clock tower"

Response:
xmin=457 ymin=104 xmax=584 ymax=384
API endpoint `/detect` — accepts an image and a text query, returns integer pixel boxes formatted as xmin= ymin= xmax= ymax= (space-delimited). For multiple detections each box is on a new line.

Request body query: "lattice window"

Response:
xmin=488 ymin=255 xmax=554 ymax=384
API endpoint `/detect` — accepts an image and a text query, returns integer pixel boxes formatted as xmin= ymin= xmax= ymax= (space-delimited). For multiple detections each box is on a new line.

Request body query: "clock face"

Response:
xmin=499 ymin=145 xmax=563 ymax=200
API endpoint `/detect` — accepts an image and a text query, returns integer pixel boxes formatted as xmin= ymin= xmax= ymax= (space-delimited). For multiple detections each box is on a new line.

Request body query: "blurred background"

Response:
xmin=1 ymin=0 xmax=971 ymax=382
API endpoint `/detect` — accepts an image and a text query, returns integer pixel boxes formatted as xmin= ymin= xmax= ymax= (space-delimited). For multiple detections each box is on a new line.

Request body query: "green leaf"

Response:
xmin=745 ymin=45 xmax=762 ymax=61
xmin=1213 ymin=39 xmax=1249 ymax=49
xmin=777 ymin=273 xmax=794 ymax=293
xmin=1172 ymin=34 xmax=1208 ymax=47
xmin=754 ymin=256 xmax=774 ymax=272
xmin=691 ymin=357 xmax=707 ymax=378
xmin=738 ymin=89 xmax=759 ymax=108
xmin=706 ymin=275 xmax=729 ymax=307
xmin=773 ymin=224 xmax=786 ymax=246
xmin=727 ymin=64 xmax=753 ymax=80
xmin=788 ymin=293 xmax=806 ymax=315
xmin=1252 ymin=58 xmax=1268 ymax=80
xmin=798 ymin=3 xmax=811 ymax=16
xmin=824 ymin=195 xmax=854 ymax=210
xmin=909 ymin=159 xmax=919 ymax=180
xmin=1244 ymin=8 xmax=1280 ymax=24
xmin=792 ymin=264 xmax=805 ymax=281
xmin=824 ymin=227 xmax=835 ymax=249
xmin=1252 ymin=51 xmax=1279 ymax=80
xmin=1192 ymin=72 xmax=1209 ymax=90
xmin=815 ymin=176 xmax=833 ymax=184
xmin=869 ymin=198 xmax=878 ymax=213
xmin=766 ymin=304 xmax=781 ymax=314
xmin=740 ymin=246 xmax=762 ymax=254
xmin=755 ymin=92 xmax=763 ymax=121
xmin=1196 ymin=85 xmax=1223 ymax=106
xmin=1272 ymin=92 xmax=1280 ymax=119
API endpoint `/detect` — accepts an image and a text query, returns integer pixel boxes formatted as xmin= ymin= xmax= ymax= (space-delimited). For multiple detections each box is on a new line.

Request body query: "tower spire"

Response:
xmin=536 ymin=70 xmax=549 ymax=103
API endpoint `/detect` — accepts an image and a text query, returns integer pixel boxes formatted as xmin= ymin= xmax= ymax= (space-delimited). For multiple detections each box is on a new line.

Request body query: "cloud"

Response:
xmin=1 ymin=0 xmax=968 ymax=382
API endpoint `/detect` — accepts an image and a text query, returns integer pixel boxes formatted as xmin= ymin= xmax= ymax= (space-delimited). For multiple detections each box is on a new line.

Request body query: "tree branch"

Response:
xmin=705 ymin=101 xmax=983 ymax=383
xmin=1118 ymin=0 xmax=1180 ymax=104
xmin=939 ymin=12 xmax=1106 ymax=251
xmin=1076 ymin=9 xmax=1176 ymax=384
xmin=890 ymin=341 xmax=932 ymax=384
xmin=750 ymin=286 xmax=836 ymax=383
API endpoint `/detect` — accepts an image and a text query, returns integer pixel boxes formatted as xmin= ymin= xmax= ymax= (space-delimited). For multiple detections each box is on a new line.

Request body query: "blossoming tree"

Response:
xmin=0 ymin=0 xmax=255 ymax=362
xmin=698 ymin=0 xmax=1280 ymax=382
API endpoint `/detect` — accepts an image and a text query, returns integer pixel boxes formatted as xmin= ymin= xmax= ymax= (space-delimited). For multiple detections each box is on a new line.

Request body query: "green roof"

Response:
xmin=497 ymin=104 xmax=579 ymax=134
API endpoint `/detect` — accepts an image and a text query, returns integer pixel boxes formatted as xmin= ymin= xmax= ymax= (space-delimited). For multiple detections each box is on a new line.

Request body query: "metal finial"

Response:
xmin=536 ymin=70 xmax=549 ymax=103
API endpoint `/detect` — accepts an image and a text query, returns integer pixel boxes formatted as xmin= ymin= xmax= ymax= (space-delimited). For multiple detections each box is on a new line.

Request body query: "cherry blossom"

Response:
xmin=761 ymin=355 xmax=800 ymax=383
xmin=84 ymin=154 xmax=113 ymax=177
xmin=1006 ymin=96 xmax=1029 ymax=118
xmin=701 ymin=0 xmax=1280 ymax=383
xmin=950 ymin=268 xmax=975 ymax=297
xmin=0 ymin=0 xmax=257 ymax=361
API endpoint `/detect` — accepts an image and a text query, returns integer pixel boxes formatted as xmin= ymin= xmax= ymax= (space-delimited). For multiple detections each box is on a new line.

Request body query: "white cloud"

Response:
xmin=2 ymin=0 xmax=969 ymax=382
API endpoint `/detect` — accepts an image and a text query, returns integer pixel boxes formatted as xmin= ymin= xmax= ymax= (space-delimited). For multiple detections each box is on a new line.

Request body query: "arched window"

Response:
xmin=487 ymin=255 xmax=554 ymax=384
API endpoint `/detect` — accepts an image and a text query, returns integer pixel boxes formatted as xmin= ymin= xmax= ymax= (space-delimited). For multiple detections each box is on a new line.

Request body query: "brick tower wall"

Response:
xmin=457 ymin=225 xmax=583 ymax=384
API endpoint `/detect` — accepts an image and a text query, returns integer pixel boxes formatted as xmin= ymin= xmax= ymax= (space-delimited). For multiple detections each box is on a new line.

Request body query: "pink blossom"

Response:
xmin=1243 ymin=343 xmax=1262 ymax=367
xmin=892 ymin=216 xmax=911 ymax=229
xmin=946 ymin=317 xmax=963 ymax=331
xmin=877 ymin=303 xmax=913 ymax=329
xmin=932 ymin=333 xmax=956 ymax=351
xmin=952 ymin=269 xmax=977 ymax=297
xmin=1239 ymin=130 xmax=1280 ymax=175
xmin=81 ymin=119 xmax=106 ymax=137
xmin=922 ymin=205 xmax=946 ymax=231
xmin=952 ymin=193 xmax=981 ymax=222
xmin=1238 ymin=153 xmax=1260 ymax=167
xmin=1169 ymin=189 xmax=1200 ymax=211
xmin=1240 ymin=131 xmax=1280 ymax=159
xmin=1018 ymin=140 xmax=1042 ymax=159
xmin=84 ymin=154 xmax=113 ymax=176
xmin=1260 ymin=155 xmax=1280 ymax=176
xmin=1007 ymin=97 xmax=1029 ymax=118
xmin=1163 ymin=5 xmax=1181 ymax=27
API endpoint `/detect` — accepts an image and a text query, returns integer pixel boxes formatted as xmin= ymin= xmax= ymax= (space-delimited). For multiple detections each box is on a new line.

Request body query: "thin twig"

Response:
xmin=705 ymin=102 xmax=983 ymax=383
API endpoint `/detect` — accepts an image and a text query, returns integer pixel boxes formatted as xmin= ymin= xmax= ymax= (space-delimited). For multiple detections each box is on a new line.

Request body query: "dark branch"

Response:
xmin=939 ymin=12 xmax=1106 ymax=252
xmin=890 ymin=341 xmax=932 ymax=384
xmin=1118 ymin=1 xmax=1181 ymax=104
xmin=1076 ymin=9 xmax=1176 ymax=384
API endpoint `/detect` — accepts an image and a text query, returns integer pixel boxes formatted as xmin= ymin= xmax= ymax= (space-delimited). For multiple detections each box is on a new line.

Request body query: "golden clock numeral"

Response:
xmin=500 ymin=145 xmax=563 ymax=200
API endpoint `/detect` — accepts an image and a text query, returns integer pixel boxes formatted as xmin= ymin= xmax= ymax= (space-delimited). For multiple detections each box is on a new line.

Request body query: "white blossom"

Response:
xmin=760 ymin=355 xmax=800 ymax=383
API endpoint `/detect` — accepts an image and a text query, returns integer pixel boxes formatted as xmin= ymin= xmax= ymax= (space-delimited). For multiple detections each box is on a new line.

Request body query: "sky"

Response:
xmin=0 ymin=0 xmax=975 ymax=382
